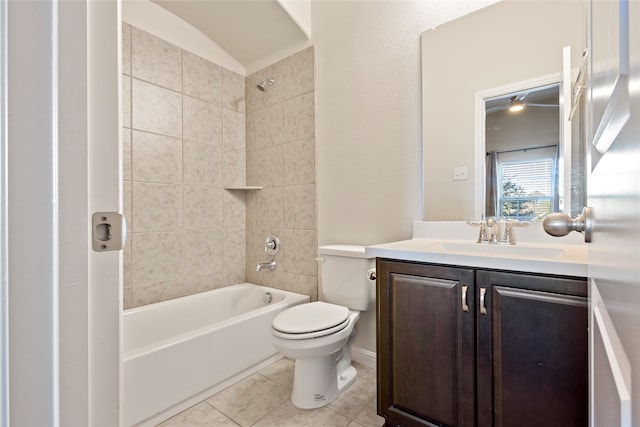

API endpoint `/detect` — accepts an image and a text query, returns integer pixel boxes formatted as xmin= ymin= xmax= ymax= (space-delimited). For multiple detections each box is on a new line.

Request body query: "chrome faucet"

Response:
xmin=256 ymin=259 xmax=277 ymax=272
xmin=477 ymin=217 xmax=516 ymax=245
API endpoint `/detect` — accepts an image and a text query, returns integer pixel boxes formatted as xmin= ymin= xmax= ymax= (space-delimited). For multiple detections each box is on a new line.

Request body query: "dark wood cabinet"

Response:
xmin=377 ymin=259 xmax=588 ymax=427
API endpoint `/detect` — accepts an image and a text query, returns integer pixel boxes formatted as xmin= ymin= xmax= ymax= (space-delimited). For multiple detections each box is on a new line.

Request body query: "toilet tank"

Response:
xmin=318 ymin=245 xmax=375 ymax=311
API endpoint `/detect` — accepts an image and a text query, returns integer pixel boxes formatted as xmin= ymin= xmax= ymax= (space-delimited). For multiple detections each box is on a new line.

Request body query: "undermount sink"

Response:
xmin=426 ymin=241 xmax=565 ymax=258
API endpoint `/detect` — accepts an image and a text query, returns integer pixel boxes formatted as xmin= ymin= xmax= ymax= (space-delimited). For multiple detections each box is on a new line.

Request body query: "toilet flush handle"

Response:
xmin=367 ymin=269 xmax=376 ymax=281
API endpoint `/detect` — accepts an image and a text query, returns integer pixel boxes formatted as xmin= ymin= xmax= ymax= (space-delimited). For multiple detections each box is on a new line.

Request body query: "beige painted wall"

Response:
xmin=422 ymin=0 xmax=584 ymax=220
xmin=312 ymin=1 xmax=499 ymax=247
xmin=310 ymin=1 xmax=499 ymax=353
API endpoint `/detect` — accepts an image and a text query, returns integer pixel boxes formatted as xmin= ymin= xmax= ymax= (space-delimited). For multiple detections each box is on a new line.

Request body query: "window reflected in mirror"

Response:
xmin=485 ymin=84 xmax=560 ymax=221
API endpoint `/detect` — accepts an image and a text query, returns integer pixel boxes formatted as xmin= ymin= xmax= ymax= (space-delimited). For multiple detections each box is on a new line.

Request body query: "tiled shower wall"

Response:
xmin=245 ymin=48 xmax=318 ymax=300
xmin=122 ymin=24 xmax=247 ymax=308
xmin=122 ymin=23 xmax=317 ymax=308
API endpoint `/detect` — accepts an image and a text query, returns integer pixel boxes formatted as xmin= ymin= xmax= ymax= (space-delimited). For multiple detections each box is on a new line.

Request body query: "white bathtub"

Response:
xmin=122 ymin=283 xmax=309 ymax=426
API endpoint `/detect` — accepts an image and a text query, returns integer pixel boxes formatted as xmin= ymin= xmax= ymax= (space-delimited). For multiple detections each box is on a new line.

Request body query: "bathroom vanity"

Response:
xmin=367 ymin=221 xmax=589 ymax=427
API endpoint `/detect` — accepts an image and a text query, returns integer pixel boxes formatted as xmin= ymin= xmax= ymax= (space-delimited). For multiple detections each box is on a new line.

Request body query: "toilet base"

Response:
xmin=291 ymin=355 xmax=357 ymax=409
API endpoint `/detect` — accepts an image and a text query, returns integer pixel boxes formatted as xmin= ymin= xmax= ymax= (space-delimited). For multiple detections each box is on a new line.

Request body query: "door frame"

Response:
xmin=5 ymin=1 xmax=121 ymax=424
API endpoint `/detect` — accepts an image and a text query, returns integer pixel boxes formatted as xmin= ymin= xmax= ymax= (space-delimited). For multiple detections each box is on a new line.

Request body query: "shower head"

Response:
xmin=256 ymin=77 xmax=276 ymax=91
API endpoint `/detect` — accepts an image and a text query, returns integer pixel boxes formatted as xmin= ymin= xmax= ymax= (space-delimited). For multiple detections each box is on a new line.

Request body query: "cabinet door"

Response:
xmin=476 ymin=270 xmax=588 ymax=427
xmin=377 ymin=260 xmax=475 ymax=427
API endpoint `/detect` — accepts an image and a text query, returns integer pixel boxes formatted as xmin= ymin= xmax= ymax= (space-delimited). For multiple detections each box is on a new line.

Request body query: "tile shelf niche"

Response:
xmin=223 ymin=186 xmax=264 ymax=190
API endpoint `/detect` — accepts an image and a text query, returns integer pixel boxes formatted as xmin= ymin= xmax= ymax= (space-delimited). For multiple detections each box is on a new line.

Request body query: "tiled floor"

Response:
xmin=157 ymin=358 xmax=385 ymax=427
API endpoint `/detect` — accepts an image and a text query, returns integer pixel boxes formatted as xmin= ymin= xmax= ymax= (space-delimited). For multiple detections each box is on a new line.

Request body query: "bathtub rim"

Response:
xmin=123 ymin=283 xmax=310 ymax=360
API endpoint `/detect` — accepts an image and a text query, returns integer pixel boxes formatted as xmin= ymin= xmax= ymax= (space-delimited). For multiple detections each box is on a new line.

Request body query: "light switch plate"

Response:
xmin=453 ymin=166 xmax=468 ymax=181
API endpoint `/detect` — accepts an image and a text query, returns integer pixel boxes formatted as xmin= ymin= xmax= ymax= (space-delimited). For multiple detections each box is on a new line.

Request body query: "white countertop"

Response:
xmin=365 ymin=221 xmax=588 ymax=277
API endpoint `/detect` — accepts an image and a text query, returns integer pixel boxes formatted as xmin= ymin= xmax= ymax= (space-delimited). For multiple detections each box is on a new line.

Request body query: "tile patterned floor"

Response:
xmin=157 ymin=358 xmax=385 ymax=427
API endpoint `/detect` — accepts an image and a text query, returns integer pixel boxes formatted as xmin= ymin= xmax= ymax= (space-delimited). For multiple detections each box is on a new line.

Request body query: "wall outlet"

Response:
xmin=453 ymin=166 xmax=468 ymax=181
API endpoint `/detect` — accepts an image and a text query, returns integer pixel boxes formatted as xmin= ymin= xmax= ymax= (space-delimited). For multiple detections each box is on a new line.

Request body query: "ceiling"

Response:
xmin=151 ymin=0 xmax=309 ymax=72
xmin=485 ymin=84 xmax=560 ymax=114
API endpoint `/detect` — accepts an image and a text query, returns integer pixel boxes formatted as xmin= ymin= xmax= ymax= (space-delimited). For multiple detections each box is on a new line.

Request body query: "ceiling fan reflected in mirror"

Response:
xmin=485 ymin=84 xmax=560 ymax=114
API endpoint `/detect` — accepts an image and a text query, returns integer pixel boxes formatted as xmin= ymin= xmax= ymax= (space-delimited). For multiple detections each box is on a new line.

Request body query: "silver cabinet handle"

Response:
xmin=480 ymin=287 xmax=487 ymax=315
xmin=462 ymin=285 xmax=469 ymax=312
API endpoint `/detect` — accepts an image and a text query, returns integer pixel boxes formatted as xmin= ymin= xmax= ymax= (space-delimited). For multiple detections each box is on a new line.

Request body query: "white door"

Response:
xmin=586 ymin=0 xmax=639 ymax=425
xmin=4 ymin=1 xmax=121 ymax=425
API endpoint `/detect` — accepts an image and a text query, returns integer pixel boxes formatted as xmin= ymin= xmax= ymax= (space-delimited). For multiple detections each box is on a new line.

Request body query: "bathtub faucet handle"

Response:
xmin=264 ymin=235 xmax=280 ymax=256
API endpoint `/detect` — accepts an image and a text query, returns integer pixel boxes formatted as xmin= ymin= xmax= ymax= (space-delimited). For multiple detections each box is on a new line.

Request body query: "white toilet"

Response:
xmin=271 ymin=245 xmax=375 ymax=409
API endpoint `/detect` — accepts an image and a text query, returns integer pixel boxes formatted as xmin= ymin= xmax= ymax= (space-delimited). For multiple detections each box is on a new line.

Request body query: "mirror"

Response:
xmin=421 ymin=0 xmax=586 ymax=221
xmin=485 ymin=82 xmax=561 ymax=221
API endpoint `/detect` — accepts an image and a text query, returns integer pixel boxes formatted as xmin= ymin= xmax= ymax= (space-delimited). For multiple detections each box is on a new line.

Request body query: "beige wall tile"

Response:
xmin=183 ymin=186 xmax=222 ymax=230
xmin=182 ymin=230 xmax=224 ymax=275
xmin=183 ymin=141 xmax=223 ymax=187
xmin=224 ymin=228 xmax=246 ymax=268
xmin=131 ymin=27 xmax=182 ymax=91
xmin=123 ymin=287 xmax=133 ymax=310
xmin=253 ymin=104 xmax=283 ymax=149
xmin=246 ymin=62 xmax=283 ymax=113
xmin=183 ymin=51 xmax=222 ymax=105
xmin=130 ymin=278 xmax=191 ymax=307
xmin=223 ymin=148 xmax=245 ymax=187
xmin=122 ymin=75 xmax=131 ymax=129
xmin=283 ymin=273 xmax=318 ymax=301
xmin=123 ymin=128 xmax=132 ymax=181
xmin=132 ymin=130 xmax=182 ymax=184
xmin=283 ymin=229 xmax=317 ymax=276
xmin=223 ymin=68 xmax=245 ymax=113
xmin=224 ymin=267 xmax=246 ymax=286
xmin=249 ymin=188 xmax=283 ymax=230
xmin=132 ymin=273 xmax=227 ymax=308
xmin=122 ymin=23 xmax=131 ymax=76
xmin=283 ymin=92 xmax=315 ymax=142
xmin=223 ymin=108 xmax=245 ymax=151
xmin=123 ymin=181 xmax=132 ymax=237
xmin=284 ymin=138 xmax=315 ymax=185
xmin=253 ymin=145 xmax=284 ymax=188
xmin=183 ymin=95 xmax=222 ymax=144
xmin=185 ymin=274 xmax=225 ymax=293
xmin=132 ymin=182 xmax=182 ymax=232
xmin=124 ymin=183 xmax=132 ymax=289
xmin=132 ymin=79 xmax=182 ymax=138
xmin=246 ymin=150 xmax=257 ymax=186
xmin=245 ymin=48 xmax=316 ymax=292
xmin=123 ymin=231 xmax=132 ymax=290
xmin=131 ymin=231 xmax=183 ymax=285
xmin=124 ymin=27 xmax=317 ymax=307
xmin=282 ymin=46 xmax=314 ymax=100
xmin=284 ymin=184 xmax=317 ymax=230
xmin=223 ymin=191 xmax=246 ymax=229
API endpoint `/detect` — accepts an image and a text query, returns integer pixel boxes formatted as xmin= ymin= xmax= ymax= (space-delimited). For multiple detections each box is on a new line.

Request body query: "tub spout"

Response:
xmin=256 ymin=260 xmax=277 ymax=272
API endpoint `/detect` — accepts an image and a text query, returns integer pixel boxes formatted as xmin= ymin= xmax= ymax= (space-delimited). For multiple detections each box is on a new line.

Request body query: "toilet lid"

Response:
xmin=272 ymin=301 xmax=350 ymax=335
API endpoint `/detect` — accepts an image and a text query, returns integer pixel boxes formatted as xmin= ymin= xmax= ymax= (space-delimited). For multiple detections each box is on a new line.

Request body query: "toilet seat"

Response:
xmin=272 ymin=301 xmax=350 ymax=339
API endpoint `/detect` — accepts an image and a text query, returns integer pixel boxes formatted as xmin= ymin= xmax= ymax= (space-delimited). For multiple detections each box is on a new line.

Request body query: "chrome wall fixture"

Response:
xmin=256 ymin=77 xmax=276 ymax=91
xmin=257 ymin=235 xmax=280 ymax=271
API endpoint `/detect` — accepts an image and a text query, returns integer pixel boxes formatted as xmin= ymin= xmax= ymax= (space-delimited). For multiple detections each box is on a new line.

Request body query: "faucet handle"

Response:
xmin=264 ymin=235 xmax=280 ymax=255
xmin=477 ymin=221 xmax=488 ymax=243
xmin=502 ymin=221 xmax=516 ymax=245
